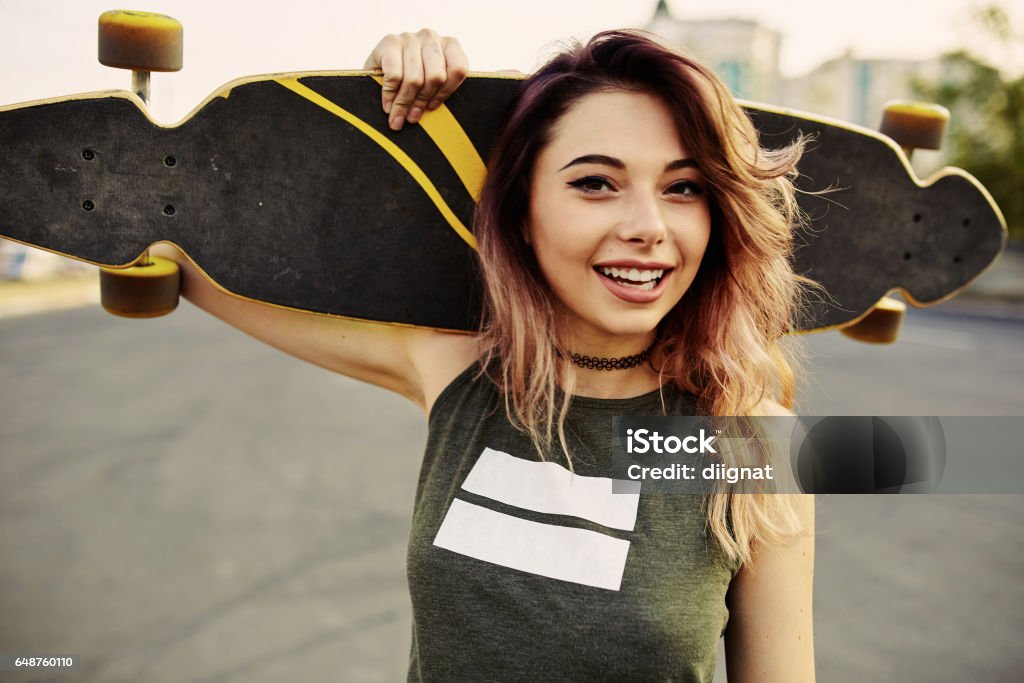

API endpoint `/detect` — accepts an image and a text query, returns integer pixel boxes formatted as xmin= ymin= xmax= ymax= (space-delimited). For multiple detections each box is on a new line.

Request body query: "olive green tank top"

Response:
xmin=407 ymin=362 xmax=740 ymax=682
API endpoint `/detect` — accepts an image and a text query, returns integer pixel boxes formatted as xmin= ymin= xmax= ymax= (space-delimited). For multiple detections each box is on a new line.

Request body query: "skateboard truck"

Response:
xmin=840 ymin=100 xmax=950 ymax=344
xmin=879 ymin=101 xmax=950 ymax=160
xmin=96 ymin=10 xmax=183 ymax=317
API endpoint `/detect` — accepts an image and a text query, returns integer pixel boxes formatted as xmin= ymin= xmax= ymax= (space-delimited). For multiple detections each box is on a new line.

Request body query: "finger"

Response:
xmin=365 ymin=35 xmax=404 ymax=115
xmin=378 ymin=41 xmax=405 ymax=115
xmin=426 ymin=38 xmax=469 ymax=111
xmin=389 ymin=33 xmax=425 ymax=130
xmin=408 ymin=35 xmax=448 ymax=124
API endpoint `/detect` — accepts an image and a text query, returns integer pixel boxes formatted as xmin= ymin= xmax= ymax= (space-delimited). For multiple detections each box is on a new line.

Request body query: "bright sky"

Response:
xmin=1 ymin=0 xmax=1020 ymax=122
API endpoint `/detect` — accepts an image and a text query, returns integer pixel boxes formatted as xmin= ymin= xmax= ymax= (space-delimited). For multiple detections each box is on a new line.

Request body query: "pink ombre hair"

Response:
xmin=474 ymin=30 xmax=811 ymax=563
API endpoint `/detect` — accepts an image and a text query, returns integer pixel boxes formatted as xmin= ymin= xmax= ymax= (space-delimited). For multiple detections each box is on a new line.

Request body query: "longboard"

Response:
xmin=0 ymin=71 xmax=1007 ymax=333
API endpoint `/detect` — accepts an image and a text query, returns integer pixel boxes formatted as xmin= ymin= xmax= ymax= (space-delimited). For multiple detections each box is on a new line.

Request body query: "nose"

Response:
xmin=616 ymin=192 xmax=667 ymax=245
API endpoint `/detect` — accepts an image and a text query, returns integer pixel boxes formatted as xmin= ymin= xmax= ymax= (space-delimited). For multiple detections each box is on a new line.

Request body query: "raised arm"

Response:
xmin=147 ymin=32 xmax=474 ymax=411
xmin=150 ymin=243 xmax=431 ymax=400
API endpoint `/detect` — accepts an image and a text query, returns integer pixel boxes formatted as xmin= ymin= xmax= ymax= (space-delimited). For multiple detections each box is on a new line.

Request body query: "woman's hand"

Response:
xmin=364 ymin=29 xmax=469 ymax=131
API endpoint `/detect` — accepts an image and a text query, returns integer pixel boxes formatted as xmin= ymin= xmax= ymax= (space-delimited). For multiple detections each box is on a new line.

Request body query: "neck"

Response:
xmin=561 ymin=336 xmax=664 ymax=399
xmin=568 ymin=362 xmax=663 ymax=399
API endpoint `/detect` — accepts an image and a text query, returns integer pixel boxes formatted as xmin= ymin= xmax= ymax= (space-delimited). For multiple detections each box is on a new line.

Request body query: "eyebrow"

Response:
xmin=558 ymin=154 xmax=698 ymax=172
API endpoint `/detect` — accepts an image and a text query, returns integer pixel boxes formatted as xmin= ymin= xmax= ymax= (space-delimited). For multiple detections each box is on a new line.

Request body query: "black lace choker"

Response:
xmin=568 ymin=343 xmax=654 ymax=371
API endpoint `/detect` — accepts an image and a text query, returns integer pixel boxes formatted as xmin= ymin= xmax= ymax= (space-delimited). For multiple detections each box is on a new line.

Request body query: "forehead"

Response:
xmin=540 ymin=89 xmax=688 ymax=166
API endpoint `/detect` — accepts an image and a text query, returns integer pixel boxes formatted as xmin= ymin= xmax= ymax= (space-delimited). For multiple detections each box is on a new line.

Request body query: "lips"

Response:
xmin=593 ymin=265 xmax=674 ymax=304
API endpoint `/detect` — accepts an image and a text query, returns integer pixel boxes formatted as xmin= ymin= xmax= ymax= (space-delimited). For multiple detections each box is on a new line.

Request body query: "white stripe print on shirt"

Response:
xmin=432 ymin=447 xmax=641 ymax=591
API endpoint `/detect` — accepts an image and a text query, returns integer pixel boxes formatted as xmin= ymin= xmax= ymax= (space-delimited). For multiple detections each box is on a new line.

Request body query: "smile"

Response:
xmin=597 ymin=266 xmax=665 ymax=291
xmin=593 ymin=265 xmax=674 ymax=303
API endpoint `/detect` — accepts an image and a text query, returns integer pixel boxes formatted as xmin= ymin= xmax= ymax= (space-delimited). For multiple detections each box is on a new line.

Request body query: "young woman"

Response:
xmin=155 ymin=28 xmax=814 ymax=682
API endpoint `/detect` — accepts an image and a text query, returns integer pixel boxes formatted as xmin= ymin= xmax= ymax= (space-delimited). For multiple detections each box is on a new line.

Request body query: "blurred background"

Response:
xmin=1 ymin=1 xmax=1022 ymax=681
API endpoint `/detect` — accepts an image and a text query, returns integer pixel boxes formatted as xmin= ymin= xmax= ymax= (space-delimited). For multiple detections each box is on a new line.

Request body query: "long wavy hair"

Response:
xmin=473 ymin=30 xmax=809 ymax=564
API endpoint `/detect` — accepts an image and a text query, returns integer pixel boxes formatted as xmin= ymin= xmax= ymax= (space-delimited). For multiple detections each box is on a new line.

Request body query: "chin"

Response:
xmin=594 ymin=312 xmax=665 ymax=339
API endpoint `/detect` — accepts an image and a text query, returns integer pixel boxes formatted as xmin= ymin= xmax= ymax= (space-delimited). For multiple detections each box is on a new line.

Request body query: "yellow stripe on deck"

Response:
xmin=274 ymin=77 xmax=477 ymax=250
xmin=370 ymin=75 xmax=486 ymax=201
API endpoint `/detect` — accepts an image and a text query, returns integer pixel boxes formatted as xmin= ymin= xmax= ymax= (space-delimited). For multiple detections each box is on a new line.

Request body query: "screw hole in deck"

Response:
xmin=164 ymin=156 xmax=176 ymax=167
xmin=953 ymin=255 xmax=962 ymax=264
xmin=912 ymin=213 xmax=922 ymax=223
xmin=903 ymin=252 xmax=912 ymax=262
xmin=82 ymin=200 xmax=95 ymax=211
xmin=163 ymin=204 xmax=176 ymax=216
xmin=81 ymin=149 xmax=95 ymax=161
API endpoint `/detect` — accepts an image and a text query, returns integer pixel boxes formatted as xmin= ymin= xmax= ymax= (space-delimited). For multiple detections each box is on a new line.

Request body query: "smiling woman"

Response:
xmin=527 ymin=91 xmax=712 ymax=345
xmin=154 ymin=26 xmax=815 ymax=683
xmin=456 ymin=32 xmax=814 ymax=681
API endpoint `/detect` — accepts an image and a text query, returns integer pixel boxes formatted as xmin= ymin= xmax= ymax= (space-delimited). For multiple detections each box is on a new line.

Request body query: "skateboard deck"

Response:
xmin=0 ymin=72 xmax=1007 ymax=332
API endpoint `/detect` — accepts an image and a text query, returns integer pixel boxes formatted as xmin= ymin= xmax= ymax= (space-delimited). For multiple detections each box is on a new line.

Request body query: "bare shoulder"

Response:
xmin=406 ymin=329 xmax=482 ymax=415
xmin=751 ymin=397 xmax=796 ymax=417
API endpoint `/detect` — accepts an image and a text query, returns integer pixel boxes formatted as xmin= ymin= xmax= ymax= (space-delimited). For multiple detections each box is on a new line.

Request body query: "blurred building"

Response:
xmin=646 ymin=0 xmax=781 ymax=102
xmin=644 ymin=0 xmax=942 ymax=128
xmin=781 ymin=52 xmax=943 ymax=128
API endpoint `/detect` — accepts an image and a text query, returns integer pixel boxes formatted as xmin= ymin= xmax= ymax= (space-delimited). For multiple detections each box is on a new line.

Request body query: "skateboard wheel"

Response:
xmin=880 ymin=101 xmax=949 ymax=151
xmin=98 ymin=10 xmax=183 ymax=72
xmin=840 ymin=296 xmax=906 ymax=344
xmin=100 ymin=255 xmax=180 ymax=318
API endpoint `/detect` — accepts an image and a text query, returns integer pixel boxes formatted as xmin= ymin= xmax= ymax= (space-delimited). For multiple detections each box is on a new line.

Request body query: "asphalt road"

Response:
xmin=1 ymin=301 xmax=1022 ymax=682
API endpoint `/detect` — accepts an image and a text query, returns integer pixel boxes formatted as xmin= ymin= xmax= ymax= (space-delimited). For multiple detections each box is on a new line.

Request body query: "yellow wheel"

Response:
xmin=100 ymin=255 xmax=180 ymax=318
xmin=98 ymin=10 xmax=183 ymax=72
xmin=840 ymin=296 xmax=906 ymax=344
xmin=879 ymin=100 xmax=950 ymax=152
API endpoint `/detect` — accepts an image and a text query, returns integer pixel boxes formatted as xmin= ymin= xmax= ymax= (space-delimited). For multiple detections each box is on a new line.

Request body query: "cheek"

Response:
xmin=527 ymin=206 xmax=583 ymax=272
xmin=533 ymin=241 xmax=574 ymax=288
xmin=523 ymin=221 xmax=563 ymax=289
xmin=530 ymin=238 xmax=593 ymax=307
xmin=677 ymin=215 xmax=712 ymax=263
xmin=692 ymin=227 xmax=712 ymax=260
xmin=694 ymin=207 xmax=713 ymax=254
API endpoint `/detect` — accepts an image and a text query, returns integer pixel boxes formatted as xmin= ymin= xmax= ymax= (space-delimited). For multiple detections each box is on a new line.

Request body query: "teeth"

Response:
xmin=599 ymin=266 xmax=665 ymax=283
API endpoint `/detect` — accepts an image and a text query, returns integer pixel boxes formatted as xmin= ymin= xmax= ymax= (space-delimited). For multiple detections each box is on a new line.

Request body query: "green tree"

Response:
xmin=914 ymin=5 xmax=1023 ymax=239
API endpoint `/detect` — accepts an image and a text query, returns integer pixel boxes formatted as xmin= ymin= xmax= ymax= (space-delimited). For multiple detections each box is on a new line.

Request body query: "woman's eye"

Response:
xmin=567 ymin=176 xmax=614 ymax=193
xmin=667 ymin=180 xmax=704 ymax=197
